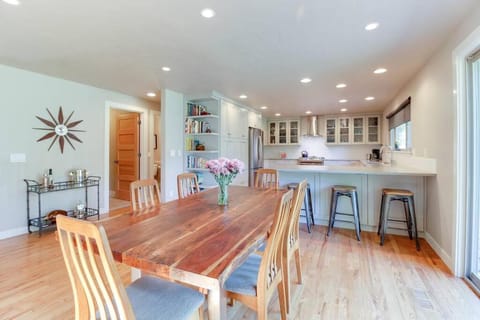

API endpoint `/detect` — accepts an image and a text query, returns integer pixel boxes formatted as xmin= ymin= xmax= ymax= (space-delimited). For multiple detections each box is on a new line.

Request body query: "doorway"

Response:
xmin=466 ymin=49 xmax=480 ymax=289
xmin=109 ymin=109 xmax=140 ymax=209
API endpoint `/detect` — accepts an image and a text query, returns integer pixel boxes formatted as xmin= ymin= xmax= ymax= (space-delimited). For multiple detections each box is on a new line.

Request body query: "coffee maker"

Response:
xmin=371 ymin=149 xmax=380 ymax=161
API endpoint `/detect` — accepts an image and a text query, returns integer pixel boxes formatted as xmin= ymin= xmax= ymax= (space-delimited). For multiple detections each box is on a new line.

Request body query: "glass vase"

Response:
xmin=218 ymin=182 xmax=229 ymax=205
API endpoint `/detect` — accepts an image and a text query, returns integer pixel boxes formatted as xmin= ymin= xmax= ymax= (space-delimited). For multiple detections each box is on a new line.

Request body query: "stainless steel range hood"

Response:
xmin=301 ymin=116 xmax=322 ymax=136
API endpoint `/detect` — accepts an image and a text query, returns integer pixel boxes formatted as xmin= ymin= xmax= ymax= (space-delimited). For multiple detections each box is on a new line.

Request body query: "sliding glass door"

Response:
xmin=466 ymin=50 xmax=480 ymax=289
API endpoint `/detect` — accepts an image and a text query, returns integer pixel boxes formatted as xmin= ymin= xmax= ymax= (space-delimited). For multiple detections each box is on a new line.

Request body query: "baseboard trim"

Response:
xmin=0 ymin=227 xmax=29 ymax=240
xmin=424 ymin=231 xmax=453 ymax=272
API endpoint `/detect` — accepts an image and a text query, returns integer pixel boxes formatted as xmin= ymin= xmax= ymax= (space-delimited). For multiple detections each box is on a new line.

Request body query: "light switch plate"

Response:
xmin=10 ymin=153 xmax=26 ymax=163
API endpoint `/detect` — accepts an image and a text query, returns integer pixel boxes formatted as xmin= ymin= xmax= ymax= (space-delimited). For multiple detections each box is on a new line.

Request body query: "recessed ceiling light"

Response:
xmin=340 ymin=108 xmax=348 ymax=112
xmin=339 ymin=99 xmax=348 ymax=103
xmin=260 ymin=106 xmax=268 ymax=110
xmin=201 ymin=8 xmax=215 ymax=18
xmin=365 ymin=96 xmax=375 ymax=101
xmin=336 ymin=83 xmax=347 ymax=88
xmin=161 ymin=66 xmax=171 ymax=72
xmin=239 ymin=94 xmax=247 ymax=99
xmin=146 ymin=92 xmax=156 ymax=97
xmin=300 ymin=78 xmax=312 ymax=84
xmin=305 ymin=111 xmax=312 ymax=114
xmin=275 ymin=113 xmax=281 ymax=117
xmin=374 ymin=68 xmax=387 ymax=74
xmin=2 ymin=0 xmax=20 ymax=5
xmin=365 ymin=22 xmax=379 ymax=31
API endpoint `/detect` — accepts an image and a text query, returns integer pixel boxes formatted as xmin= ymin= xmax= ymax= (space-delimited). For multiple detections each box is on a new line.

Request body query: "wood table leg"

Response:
xmin=207 ymin=282 xmax=226 ymax=320
xmin=171 ymin=269 xmax=227 ymax=319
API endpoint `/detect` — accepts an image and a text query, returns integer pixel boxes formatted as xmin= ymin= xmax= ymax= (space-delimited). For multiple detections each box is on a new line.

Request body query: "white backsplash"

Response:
xmin=264 ymin=136 xmax=381 ymax=160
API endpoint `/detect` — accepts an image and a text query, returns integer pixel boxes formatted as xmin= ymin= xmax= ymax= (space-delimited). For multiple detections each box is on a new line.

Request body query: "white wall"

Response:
xmin=264 ymin=136 xmax=380 ymax=160
xmin=382 ymin=4 xmax=480 ymax=271
xmin=160 ymin=89 xmax=184 ymax=202
xmin=0 ymin=64 xmax=158 ymax=238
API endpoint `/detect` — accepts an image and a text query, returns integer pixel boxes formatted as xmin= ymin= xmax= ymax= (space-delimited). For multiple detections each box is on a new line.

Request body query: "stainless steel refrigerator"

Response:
xmin=248 ymin=127 xmax=264 ymax=186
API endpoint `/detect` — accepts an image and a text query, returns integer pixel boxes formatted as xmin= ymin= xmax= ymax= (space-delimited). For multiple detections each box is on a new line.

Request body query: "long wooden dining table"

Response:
xmin=98 ymin=186 xmax=286 ymax=320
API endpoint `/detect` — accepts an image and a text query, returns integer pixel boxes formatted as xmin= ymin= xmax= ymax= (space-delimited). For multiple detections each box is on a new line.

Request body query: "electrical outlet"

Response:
xmin=10 ymin=153 xmax=26 ymax=163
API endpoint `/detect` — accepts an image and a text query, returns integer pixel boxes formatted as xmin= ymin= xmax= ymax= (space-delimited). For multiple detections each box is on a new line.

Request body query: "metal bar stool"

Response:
xmin=327 ymin=185 xmax=361 ymax=241
xmin=377 ymin=188 xmax=420 ymax=250
xmin=287 ymin=182 xmax=315 ymax=233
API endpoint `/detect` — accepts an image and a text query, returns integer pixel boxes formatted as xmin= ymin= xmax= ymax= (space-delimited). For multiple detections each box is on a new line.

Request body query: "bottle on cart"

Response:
xmin=48 ymin=168 xmax=54 ymax=188
xmin=42 ymin=173 xmax=49 ymax=188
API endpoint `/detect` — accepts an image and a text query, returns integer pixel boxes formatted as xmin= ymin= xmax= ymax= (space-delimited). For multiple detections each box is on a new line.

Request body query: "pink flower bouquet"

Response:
xmin=205 ymin=158 xmax=245 ymax=205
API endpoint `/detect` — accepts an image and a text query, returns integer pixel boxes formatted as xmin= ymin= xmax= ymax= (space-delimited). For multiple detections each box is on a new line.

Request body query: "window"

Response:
xmin=387 ymin=97 xmax=412 ymax=151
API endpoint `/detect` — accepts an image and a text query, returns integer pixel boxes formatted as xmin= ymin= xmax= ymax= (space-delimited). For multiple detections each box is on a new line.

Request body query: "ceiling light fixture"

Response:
xmin=305 ymin=111 xmax=312 ymax=114
xmin=300 ymin=78 xmax=312 ymax=84
xmin=336 ymin=83 xmax=347 ymax=88
xmin=340 ymin=108 xmax=348 ymax=112
xmin=161 ymin=66 xmax=171 ymax=72
xmin=275 ymin=113 xmax=281 ymax=117
xmin=365 ymin=96 xmax=375 ymax=101
xmin=260 ymin=106 xmax=268 ymax=110
xmin=2 ymin=0 xmax=20 ymax=5
xmin=201 ymin=8 xmax=216 ymax=18
xmin=239 ymin=94 xmax=247 ymax=99
xmin=339 ymin=99 xmax=348 ymax=103
xmin=365 ymin=22 xmax=379 ymax=31
xmin=374 ymin=68 xmax=387 ymax=74
xmin=146 ymin=92 xmax=156 ymax=97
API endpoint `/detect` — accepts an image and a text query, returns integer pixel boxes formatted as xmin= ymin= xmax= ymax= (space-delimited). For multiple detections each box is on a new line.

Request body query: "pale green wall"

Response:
xmin=0 ymin=64 xmax=158 ymax=237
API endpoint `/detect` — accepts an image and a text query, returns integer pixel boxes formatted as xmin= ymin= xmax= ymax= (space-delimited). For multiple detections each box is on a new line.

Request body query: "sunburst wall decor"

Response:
xmin=33 ymin=106 xmax=85 ymax=153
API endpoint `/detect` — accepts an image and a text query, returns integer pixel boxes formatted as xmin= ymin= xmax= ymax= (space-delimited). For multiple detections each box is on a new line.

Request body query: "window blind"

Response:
xmin=387 ymin=97 xmax=411 ymax=130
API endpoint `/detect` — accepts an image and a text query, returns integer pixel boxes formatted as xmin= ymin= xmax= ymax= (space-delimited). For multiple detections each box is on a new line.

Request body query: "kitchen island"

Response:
xmin=265 ymin=159 xmax=436 ymax=236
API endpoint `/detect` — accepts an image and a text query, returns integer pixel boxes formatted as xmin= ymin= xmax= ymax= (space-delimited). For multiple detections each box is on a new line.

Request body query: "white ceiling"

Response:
xmin=0 ymin=0 xmax=477 ymax=117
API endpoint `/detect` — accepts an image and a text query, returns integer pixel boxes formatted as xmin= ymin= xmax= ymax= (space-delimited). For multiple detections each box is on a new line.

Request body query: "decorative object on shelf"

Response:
xmin=46 ymin=209 xmax=67 ymax=223
xmin=33 ymin=106 xmax=86 ymax=153
xmin=205 ymin=158 xmax=245 ymax=205
xmin=196 ymin=143 xmax=205 ymax=151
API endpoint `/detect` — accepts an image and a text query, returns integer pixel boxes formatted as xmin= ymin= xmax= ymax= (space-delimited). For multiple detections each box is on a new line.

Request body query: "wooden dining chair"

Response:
xmin=282 ymin=179 xmax=307 ymax=313
xmin=56 ymin=215 xmax=205 ymax=320
xmin=254 ymin=168 xmax=279 ymax=189
xmin=177 ymin=172 xmax=200 ymax=199
xmin=224 ymin=189 xmax=293 ymax=320
xmin=130 ymin=179 xmax=160 ymax=211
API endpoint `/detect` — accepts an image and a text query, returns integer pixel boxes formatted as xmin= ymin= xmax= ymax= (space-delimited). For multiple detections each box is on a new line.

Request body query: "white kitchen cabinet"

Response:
xmin=223 ymin=138 xmax=248 ymax=186
xmin=325 ymin=114 xmax=381 ymax=145
xmin=352 ymin=116 xmax=365 ymax=144
xmin=222 ymin=101 xmax=248 ymax=140
xmin=266 ymin=120 xmax=300 ymax=145
xmin=366 ymin=116 xmax=380 ymax=144
xmin=325 ymin=118 xmax=337 ymax=144
xmin=248 ymin=111 xmax=262 ymax=129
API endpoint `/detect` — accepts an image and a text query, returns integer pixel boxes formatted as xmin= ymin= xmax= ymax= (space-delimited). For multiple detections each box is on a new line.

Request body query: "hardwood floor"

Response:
xmin=0 ymin=223 xmax=478 ymax=319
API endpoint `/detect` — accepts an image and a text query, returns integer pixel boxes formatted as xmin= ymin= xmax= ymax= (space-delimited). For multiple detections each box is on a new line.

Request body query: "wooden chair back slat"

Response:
xmin=177 ymin=173 xmax=200 ymax=199
xmin=254 ymin=169 xmax=279 ymax=189
xmin=130 ymin=178 xmax=161 ymax=211
xmin=57 ymin=215 xmax=135 ymax=320
xmin=258 ymin=189 xmax=293 ymax=305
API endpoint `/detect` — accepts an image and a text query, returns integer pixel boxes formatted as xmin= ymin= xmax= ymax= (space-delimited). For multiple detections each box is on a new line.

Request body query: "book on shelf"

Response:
xmin=187 ymin=102 xmax=208 ymax=116
xmin=184 ymin=118 xmax=212 ymax=134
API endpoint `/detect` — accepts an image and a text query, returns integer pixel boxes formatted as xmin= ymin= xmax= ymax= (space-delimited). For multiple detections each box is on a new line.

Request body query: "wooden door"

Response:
xmin=115 ymin=113 xmax=140 ymax=200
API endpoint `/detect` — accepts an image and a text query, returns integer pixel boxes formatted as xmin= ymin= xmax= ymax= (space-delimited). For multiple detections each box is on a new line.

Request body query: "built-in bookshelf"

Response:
xmin=184 ymin=98 xmax=221 ymax=188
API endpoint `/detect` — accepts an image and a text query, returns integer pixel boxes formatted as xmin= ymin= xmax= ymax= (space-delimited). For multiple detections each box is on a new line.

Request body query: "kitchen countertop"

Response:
xmin=266 ymin=159 xmax=436 ymax=176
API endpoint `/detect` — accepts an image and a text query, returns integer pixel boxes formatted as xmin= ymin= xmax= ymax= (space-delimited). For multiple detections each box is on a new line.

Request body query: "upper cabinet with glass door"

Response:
xmin=266 ymin=120 xmax=300 ymax=145
xmin=325 ymin=114 xmax=380 ymax=145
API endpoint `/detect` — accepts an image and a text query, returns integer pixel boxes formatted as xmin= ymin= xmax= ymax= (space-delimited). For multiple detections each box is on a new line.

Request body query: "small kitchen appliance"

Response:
xmin=301 ymin=150 xmax=309 ymax=159
xmin=371 ymin=149 xmax=380 ymax=161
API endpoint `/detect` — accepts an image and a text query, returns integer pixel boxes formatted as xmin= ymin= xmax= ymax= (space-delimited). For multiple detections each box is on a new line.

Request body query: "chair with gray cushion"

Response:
xmin=224 ymin=189 xmax=293 ymax=320
xmin=56 ymin=215 xmax=205 ymax=320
